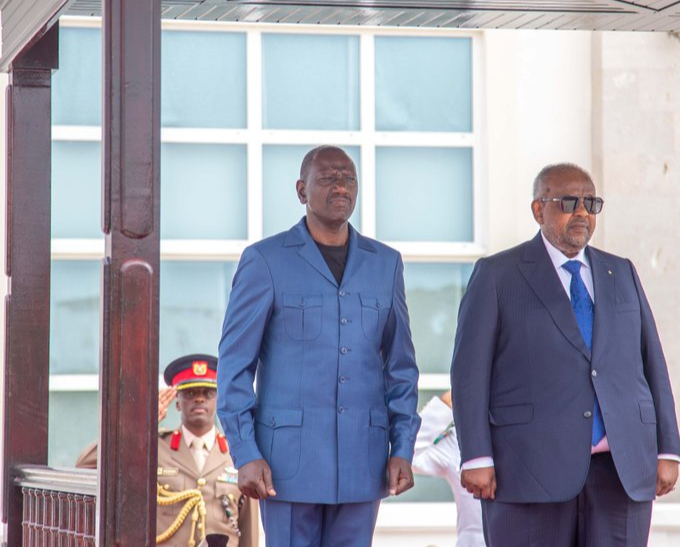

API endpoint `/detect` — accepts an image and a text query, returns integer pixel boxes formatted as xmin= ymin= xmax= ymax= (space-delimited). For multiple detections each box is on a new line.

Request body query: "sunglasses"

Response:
xmin=537 ymin=195 xmax=604 ymax=215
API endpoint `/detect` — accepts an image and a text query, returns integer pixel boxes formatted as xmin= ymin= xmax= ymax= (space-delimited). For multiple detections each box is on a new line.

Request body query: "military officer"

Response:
xmin=76 ymin=354 xmax=258 ymax=547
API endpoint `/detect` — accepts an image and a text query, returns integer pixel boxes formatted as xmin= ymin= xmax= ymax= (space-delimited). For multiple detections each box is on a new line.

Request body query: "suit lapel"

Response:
xmin=171 ymin=436 xmax=199 ymax=478
xmin=284 ymin=219 xmax=375 ymax=287
xmin=518 ymin=233 xmax=591 ymax=360
xmin=588 ymin=247 xmax=615 ymax=364
xmin=338 ymin=226 xmax=376 ymax=285
xmin=202 ymin=440 xmax=232 ymax=476
xmin=285 ymin=218 xmax=338 ymax=287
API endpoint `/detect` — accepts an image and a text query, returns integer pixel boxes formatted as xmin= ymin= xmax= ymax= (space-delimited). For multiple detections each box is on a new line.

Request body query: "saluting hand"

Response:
xmin=388 ymin=456 xmax=415 ymax=496
xmin=158 ymin=387 xmax=177 ymax=423
xmin=461 ymin=466 xmax=496 ymax=500
xmin=238 ymin=459 xmax=277 ymax=500
xmin=656 ymin=459 xmax=679 ymax=497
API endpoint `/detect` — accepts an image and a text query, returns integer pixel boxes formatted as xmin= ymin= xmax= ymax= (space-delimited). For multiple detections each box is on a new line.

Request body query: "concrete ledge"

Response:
xmin=370 ymin=502 xmax=680 ymax=546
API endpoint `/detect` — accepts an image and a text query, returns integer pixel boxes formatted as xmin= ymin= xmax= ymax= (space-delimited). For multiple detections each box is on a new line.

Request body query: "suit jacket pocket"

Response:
xmin=283 ymin=293 xmax=323 ymax=341
xmin=255 ymin=407 xmax=304 ymax=480
xmin=639 ymin=401 xmax=657 ymax=424
xmin=616 ymin=302 xmax=640 ymax=313
xmin=360 ymin=293 xmax=392 ymax=341
xmin=489 ymin=404 xmax=534 ymax=426
xmin=368 ymin=407 xmax=389 ymax=478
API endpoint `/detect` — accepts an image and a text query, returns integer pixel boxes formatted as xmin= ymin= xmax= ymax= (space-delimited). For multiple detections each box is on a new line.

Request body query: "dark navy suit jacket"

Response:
xmin=217 ymin=219 xmax=421 ymax=504
xmin=451 ymin=232 xmax=680 ymax=503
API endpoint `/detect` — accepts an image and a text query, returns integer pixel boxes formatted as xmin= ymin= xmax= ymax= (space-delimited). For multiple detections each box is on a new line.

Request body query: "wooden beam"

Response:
xmin=98 ymin=1 xmax=161 ymax=545
xmin=2 ymin=23 xmax=59 ymax=546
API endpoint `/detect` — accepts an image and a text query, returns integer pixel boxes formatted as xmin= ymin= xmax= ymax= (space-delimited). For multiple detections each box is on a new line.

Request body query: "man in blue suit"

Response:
xmin=217 ymin=145 xmax=421 ymax=546
xmin=451 ymin=163 xmax=680 ymax=546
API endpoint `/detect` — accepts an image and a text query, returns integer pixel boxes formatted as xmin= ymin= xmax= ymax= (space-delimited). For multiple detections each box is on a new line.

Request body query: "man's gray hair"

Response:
xmin=533 ymin=163 xmax=594 ymax=198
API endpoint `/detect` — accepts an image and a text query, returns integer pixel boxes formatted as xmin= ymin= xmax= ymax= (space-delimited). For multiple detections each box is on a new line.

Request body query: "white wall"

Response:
xmin=484 ymin=29 xmax=594 ymax=253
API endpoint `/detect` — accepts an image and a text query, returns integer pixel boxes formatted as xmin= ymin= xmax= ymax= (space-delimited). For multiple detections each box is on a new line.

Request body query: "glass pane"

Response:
xmin=262 ymin=145 xmax=361 ymax=237
xmin=161 ymin=144 xmax=247 ymax=239
xmin=404 ymin=262 xmax=473 ymax=374
xmin=262 ymin=34 xmax=359 ymax=130
xmin=375 ymin=36 xmax=472 ymax=132
xmin=52 ymin=27 xmax=102 ymax=126
xmin=50 ymin=261 xmax=100 ymax=374
xmin=376 ymin=147 xmax=473 ymax=242
xmin=159 ymin=261 xmax=237 ymax=368
xmin=162 ymin=30 xmax=246 ymax=128
xmin=52 ymin=141 xmax=102 ymax=239
xmin=49 ymin=391 xmax=99 ymax=467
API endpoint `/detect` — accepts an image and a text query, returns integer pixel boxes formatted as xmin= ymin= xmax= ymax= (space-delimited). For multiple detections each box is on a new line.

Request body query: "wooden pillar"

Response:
xmin=2 ymin=24 xmax=59 ymax=547
xmin=98 ymin=1 xmax=161 ymax=545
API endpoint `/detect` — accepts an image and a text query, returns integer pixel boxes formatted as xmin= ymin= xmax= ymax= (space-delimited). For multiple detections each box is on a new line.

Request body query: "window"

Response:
xmin=51 ymin=18 xmax=483 ymax=503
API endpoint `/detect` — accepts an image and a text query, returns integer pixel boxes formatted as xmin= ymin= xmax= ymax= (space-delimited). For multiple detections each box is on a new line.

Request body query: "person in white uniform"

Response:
xmin=413 ymin=391 xmax=485 ymax=547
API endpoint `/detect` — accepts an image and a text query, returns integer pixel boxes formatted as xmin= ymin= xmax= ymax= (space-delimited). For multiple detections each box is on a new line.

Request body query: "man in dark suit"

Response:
xmin=451 ymin=163 xmax=680 ymax=546
xmin=217 ymin=145 xmax=421 ymax=546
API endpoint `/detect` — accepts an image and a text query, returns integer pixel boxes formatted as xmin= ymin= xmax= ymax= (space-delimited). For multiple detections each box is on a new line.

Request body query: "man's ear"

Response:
xmin=531 ymin=200 xmax=544 ymax=225
xmin=176 ymin=400 xmax=181 ymax=411
xmin=296 ymin=179 xmax=307 ymax=204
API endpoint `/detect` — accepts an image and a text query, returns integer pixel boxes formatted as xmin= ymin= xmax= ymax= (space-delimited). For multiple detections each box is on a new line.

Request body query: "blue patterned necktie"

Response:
xmin=563 ymin=260 xmax=606 ymax=446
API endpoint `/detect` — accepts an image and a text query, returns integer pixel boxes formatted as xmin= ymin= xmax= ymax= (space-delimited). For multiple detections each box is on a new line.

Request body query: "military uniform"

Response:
xmin=76 ymin=429 xmax=256 ymax=547
xmin=76 ymin=353 xmax=258 ymax=547
xmin=157 ymin=428 xmax=257 ymax=547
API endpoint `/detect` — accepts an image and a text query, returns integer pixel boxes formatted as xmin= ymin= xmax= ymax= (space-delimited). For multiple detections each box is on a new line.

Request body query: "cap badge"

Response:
xmin=192 ymin=361 xmax=208 ymax=376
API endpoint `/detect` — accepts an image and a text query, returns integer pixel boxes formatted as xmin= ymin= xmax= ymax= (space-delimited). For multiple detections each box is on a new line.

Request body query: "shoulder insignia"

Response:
xmin=216 ymin=433 xmax=228 ymax=454
xmin=170 ymin=430 xmax=182 ymax=451
xmin=158 ymin=428 xmax=173 ymax=438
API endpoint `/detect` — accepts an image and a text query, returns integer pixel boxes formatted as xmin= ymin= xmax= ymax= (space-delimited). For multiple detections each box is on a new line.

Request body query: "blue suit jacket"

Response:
xmin=451 ymin=232 xmax=680 ymax=503
xmin=217 ymin=218 xmax=421 ymax=504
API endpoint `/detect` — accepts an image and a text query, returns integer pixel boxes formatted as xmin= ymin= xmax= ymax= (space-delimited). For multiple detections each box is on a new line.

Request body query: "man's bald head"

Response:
xmin=299 ymin=145 xmax=354 ymax=181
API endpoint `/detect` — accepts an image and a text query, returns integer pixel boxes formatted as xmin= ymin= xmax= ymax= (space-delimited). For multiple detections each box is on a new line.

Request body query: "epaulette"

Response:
xmin=216 ymin=433 xmax=228 ymax=454
xmin=158 ymin=428 xmax=174 ymax=438
xmin=170 ymin=430 xmax=182 ymax=451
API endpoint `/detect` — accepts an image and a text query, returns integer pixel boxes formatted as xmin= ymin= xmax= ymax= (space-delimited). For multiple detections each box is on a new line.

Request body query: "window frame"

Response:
xmin=52 ymin=14 xmax=484 ymax=436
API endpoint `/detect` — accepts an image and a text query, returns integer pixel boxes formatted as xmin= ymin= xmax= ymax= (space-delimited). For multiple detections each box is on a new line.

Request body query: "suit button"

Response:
xmin=340 ymin=318 xmax=348 ymax=325
xmin=584 ymin=411 xmax=592 ymax=418
xmin=591 ymin=370 xmax=598 ymax=377
xmin=340 ymin=347 xmax=349 ymax=354
xmin=339 ymin=290 xmax=347 ymax=297
xmin=270 ymin=417 xmax=276 ymax=426
xmin=339 ymin=376 xmax=347 ymax=383
xmin=338 ymin=406 xmax=345 ymax=413
xmin=197 ymin=478 xmax=207 ymax=487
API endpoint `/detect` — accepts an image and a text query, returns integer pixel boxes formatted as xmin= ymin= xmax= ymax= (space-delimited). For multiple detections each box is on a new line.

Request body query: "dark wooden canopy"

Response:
xmin=1 ymin=0 xmax=679 ymax=545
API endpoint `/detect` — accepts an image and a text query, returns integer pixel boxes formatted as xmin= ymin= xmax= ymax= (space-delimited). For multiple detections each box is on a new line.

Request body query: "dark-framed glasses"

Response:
xmin=538 ymin=195 xmax=604 ymax=215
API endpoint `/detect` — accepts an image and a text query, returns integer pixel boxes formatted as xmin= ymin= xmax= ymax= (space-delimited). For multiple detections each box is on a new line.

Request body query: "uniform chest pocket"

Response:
xmin=360 ymin=293 xmax=392 ymax=341
xmin=283 ymin=293 xmax=323 ymax=340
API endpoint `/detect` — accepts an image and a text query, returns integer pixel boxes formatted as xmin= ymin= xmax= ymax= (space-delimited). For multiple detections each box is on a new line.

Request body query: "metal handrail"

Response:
xmin=15 ymin=465 xmax=97 ymax=496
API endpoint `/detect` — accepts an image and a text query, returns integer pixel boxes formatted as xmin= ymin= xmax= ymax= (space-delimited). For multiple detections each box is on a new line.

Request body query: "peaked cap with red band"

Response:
xmin=163 ymin=353 xmax=217 ymax=391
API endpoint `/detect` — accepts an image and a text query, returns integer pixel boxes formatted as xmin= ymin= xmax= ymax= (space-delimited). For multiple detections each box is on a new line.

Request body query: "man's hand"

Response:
xmin=158 ymin=387 xmax=177 ymax=423
xmin=387 ymin=456 xmax=415 ymax=496
xmin=238 ymin=459 xmax=277 ymax=500
xmin=461 ymin=466 xmax=496 ymax=500
xmin=656 ymin=459 xmax=679 ymax=497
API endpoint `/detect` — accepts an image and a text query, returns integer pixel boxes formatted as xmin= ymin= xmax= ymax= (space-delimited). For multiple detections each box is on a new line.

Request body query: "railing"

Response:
xmin=16 ymin=466 xmax=97 ymax=546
